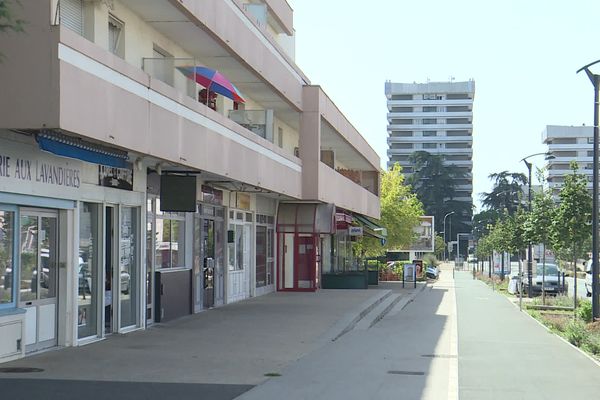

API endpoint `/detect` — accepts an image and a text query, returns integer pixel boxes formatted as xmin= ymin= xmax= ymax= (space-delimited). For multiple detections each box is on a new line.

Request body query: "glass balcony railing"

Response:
xmin=228 ymin=109 xmax=274 ymax=143
xmin=142 ymin=57 xmax=199 ymax=100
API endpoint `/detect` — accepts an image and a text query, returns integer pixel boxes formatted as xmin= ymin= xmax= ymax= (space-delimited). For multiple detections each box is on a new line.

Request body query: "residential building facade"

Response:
xmin=0 ymin=0 xmax=380 ymax=362
xmin=384 ymin=80 xmax=475 ymax=239
xmin=542 ymin=125 xmax=593 ymax=193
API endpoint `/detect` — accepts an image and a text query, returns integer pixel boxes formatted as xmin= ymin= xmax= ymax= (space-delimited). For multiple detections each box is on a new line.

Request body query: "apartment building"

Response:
xmin=385 ymin=80 xmax=474 ymax=238
xmin=0 ymin=0 xmax=381 ymax=362
xmin=543 ymin=125 xmax=593 ymax=193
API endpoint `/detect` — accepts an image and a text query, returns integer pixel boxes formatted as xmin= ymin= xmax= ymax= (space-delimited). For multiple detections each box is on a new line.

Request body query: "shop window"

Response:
xmin=155 ymin=199 xmax=185 ymax=269
xmin=256 ymin=214 xmax=275 ymax=288
xmin=0 ymin=210 xmax=15 ymax=307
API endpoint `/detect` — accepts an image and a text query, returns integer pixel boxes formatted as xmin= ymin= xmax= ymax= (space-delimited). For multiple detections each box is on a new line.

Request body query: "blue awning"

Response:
xmin=37 ymin=131 xmax=130 ymax=169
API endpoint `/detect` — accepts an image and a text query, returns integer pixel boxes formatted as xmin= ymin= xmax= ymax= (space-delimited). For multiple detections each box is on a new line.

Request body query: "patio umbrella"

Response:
xmin=176 ymin=65 xmax=245 ymax=103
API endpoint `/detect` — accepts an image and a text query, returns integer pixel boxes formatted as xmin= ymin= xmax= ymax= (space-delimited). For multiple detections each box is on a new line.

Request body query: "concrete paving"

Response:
xmin=0 ymin=287 xmax=408 ymax=399
xmin=236 ymin=267 xmax=453 ymax=400
xmin=457 ymin=271 xmax=600 ymax=399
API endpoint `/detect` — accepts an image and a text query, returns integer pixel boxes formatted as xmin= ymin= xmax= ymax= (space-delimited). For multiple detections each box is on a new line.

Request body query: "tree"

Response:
xmin=550 ymin=162 xmax=592 ymax=308
xmin=524 ymin=187 xmax=556 ymax=302
xmin=358 ymin=163 xmax=424 ymax=256
xmin=434 ymin=234 xmax=445 ymax=258
xmin=472 ymin=209 xmax=501 ymax=240
xmin=481 ymin=171 xmax=528 ymax=216
xmin=407 ymin=151 xmax=472 ymax=234
xmin=0 ymin=0 xmax=25 ymax=61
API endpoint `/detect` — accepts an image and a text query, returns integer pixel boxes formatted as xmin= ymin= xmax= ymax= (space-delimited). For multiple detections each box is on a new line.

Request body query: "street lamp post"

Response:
xmin=578 ymin=60 xmax=600 ymax=321
xmin=520 ymin=152 xmax=554 ymax=298
xmin=443 ymin=211 xmax=455 ymax=261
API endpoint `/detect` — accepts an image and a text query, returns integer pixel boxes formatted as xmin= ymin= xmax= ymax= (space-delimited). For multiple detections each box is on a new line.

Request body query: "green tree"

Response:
xmin=0 ymin=0 xmax=25 ymax=61
xmin=434 ymin=234 xmax=445 ymax=258
xmin=472 ymin=209 xmax=501 ymax=240
xmin=481 ymin=171 xmax=528 ymax=216
xmin=358 ymin=164 xmax=423 ymax=256
xmin=550 ymin=162 xmax=592 ymax=307
xmin=407 ymin=151 xmax=471 ymax=234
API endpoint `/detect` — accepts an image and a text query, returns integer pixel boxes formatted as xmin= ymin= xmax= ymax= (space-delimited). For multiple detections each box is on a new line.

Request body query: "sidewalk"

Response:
xmin=0 ymin=287 xmax=415 ymax=399
xmin=456 ymin=271 xmax=600 ymax=399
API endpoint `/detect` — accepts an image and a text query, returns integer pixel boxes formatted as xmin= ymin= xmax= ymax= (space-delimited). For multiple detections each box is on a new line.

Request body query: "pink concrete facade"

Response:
xmin=0 ymin=0 xmax=379 ymax=217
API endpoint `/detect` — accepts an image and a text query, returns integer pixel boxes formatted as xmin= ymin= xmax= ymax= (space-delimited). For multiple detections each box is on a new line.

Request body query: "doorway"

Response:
xmin=104 ymin=206 xmax=116 ymax=335
xmin=19 ymin=209 xmax=59 ymax=352
xmin=278 ymin=233 xmax=317 ymax=291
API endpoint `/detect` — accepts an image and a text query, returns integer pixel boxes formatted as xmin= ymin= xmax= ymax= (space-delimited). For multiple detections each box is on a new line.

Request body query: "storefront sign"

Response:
xmin=236 ymin=193 xmax=251 ymax=210
xmin=349 ymin=226 xmax=363 ymax=236
xmin=98 ymin=165 xmax=133 ymax=191
xmin=0 ymin=153 xmax=81 ymax=188
xmin=201 ymin=185 xmax=223 ymax=205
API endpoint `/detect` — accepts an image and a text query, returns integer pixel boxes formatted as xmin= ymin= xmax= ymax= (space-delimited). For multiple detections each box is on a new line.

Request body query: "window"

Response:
xmin=423 ymin=106 xmax=437 ymax=112
xmin=108 ymin=15 xmax=124 ymax=58
xmin=61 ymin=0 xmax=84 ymax=35
xmin=256 ymin=214 xmax=275 ymax=288
xmin=423 ymin=131 xmax=437 ymax=137
xmin=423 ymin=143 xmax=437 ymax=149
xmin=155 ymin=199 xmax=186 ymax=269
xmin=278 ymin=127 xmax=284 ymax=148
xmin=423 ymin=118 xmax=437 ymax=124
xmin=0 ymin=210 xmax=15 ymax=307
xmin=151 ymin=45 xmax=174 ymax=86
xmin=423 ymin=94 xmax=443 ymax=100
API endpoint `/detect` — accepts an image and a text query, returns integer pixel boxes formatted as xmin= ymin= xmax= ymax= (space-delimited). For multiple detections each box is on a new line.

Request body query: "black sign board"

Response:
xmin=99 ymin=165 xmax=133 ymax=191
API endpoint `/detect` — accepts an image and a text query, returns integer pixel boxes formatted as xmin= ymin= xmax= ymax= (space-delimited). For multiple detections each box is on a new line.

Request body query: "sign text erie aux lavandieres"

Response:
xmin=0 ymin=155 xmax=81 ymax=188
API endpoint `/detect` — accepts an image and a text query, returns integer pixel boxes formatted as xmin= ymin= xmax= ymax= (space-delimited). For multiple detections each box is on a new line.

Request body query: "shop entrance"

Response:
xmin=278 ymin=233 xmax=317 ymax=291
xmin=19 ymin=209 xmax=59 ymax=352
xmin=104 ymin=206 xmax=116 ymax=334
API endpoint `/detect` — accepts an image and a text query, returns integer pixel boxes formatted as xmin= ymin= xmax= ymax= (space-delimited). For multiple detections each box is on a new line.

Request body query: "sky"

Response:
xmin=288 ymin=0 xmax=600 ymax=212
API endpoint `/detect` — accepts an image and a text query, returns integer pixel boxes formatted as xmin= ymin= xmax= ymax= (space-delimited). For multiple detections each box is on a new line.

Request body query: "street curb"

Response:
xmin=327 ymin=290 xmax=393 ymax=342
xmin=499 ymin=284 xmax=600 ymax=368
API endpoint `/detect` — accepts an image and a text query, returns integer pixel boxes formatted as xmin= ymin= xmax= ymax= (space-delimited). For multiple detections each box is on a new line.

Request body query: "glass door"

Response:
xmin=119 ymin=206 xmax=138 ymax=329
xmin=19 ymin=210 xmax=59 ymax=352
xmin=202 ymin=219 xmax=215 ymax=309
xmin=78 ymin=203 xmax=100 ymax=339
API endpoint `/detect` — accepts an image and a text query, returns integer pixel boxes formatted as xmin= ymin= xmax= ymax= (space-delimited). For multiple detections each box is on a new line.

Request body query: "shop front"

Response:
xmin=0 ymin=130 xmax=146 ymax=361
xmin=276 ymin=203 xmax=335 ymax=292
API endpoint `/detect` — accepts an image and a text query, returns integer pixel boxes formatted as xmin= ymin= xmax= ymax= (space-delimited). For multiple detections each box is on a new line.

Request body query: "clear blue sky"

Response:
xmin=289 ymin=0 xmax=600 ymax=211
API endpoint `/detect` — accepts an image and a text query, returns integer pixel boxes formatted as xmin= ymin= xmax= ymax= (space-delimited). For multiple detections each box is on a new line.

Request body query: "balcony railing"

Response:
xmin=335 ymin=168 xmax=379 ymax=196
xmin=143 ymin=57 xmax=278 ymax=143
xmin=228 ymin=109 xmax=274 ymax=143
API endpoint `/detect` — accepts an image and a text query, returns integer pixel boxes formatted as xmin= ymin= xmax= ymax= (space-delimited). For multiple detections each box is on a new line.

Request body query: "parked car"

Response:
xmin=523 ymin=263 xmax=567 ymax=295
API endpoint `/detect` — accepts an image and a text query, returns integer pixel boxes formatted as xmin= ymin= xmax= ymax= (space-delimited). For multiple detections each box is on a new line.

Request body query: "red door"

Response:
xmin=295 ymin=235 xmax=316 ymax=291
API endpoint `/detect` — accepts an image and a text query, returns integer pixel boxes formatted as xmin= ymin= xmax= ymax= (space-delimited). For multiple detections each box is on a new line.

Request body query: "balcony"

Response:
xmin=228 ymin=110 xmax=274 ymax=143
xmin=143 ymin=57 xmax=278 ymax=144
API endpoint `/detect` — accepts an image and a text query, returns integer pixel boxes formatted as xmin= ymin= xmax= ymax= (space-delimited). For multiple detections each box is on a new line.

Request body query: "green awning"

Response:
xmin=353 ymin=214 xmax=387 ymax=240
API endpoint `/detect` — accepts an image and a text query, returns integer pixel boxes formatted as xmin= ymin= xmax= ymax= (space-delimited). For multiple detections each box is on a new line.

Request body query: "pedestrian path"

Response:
xmin=456 ymin=271 xmax=600 ymax=399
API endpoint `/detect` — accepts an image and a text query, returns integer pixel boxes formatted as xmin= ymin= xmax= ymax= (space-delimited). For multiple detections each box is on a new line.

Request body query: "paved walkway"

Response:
xmin=236 ymin=265 xmax=454 ymax=400
xmin=0 ymin=288 xmax=397 ymax=399
xmin=456 ymin=271 xmax=600 ymax=399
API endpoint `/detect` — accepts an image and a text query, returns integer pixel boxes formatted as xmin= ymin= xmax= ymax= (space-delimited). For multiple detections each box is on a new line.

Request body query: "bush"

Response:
xmin=541 ymin=314 xmax=570 ymax=332
xmin=578 ymin=300 xmax=593 ymax=323
xmin=583 ymin=333 xmax=600 ymax=355
xmin=422 ymin=253 xmax=439 ymax=267
xmin=565 ymin=319 xmax=590 ymax=347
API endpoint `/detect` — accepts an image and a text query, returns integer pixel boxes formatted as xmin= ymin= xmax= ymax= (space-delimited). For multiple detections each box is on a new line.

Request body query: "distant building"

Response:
xmin=384 ymin=80 xmax=475 ymax=237
xmin=542 ymin=125 xmax=593 ymax=193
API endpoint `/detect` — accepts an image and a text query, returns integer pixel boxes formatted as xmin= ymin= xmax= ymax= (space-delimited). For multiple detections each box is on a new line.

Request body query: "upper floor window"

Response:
xmin=108 ymin=14 xmax=125 ymax=58
xmin=422 ymin=106 xmax=437 ymax=112
xmin=423 ymin=94 xmax=443 ymax=100
xmin=422 ymin=118 xmax=437 ymax=124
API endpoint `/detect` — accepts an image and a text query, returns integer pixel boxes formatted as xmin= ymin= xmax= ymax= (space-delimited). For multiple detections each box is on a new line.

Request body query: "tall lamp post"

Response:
xmin=578 ymin=60 xmax=600 ymax=320
xmin=443 ymin=211 xmax=455 ymax=261
xmin=520 ymin=152 xmax=554 ymax=298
